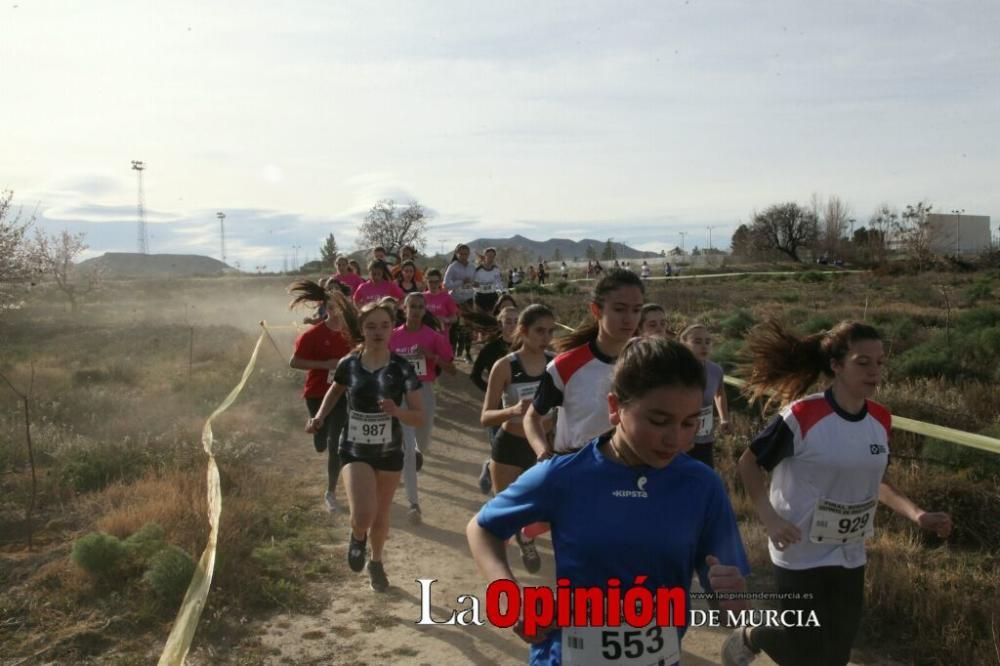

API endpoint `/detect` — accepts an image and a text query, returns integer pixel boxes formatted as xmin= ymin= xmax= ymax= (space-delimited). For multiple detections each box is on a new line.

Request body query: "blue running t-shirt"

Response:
xmin=477 ymin=435 xmax=750 ymax=665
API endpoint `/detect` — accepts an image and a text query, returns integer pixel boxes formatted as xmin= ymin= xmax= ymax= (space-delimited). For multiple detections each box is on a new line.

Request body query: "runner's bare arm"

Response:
xmin=715 ymin=380 xmax=731 ymax=434
xmin=481 ymin=360 xmax=517 ymax=427
xmin=307 ymin=383 xmax=347 ymax=431
xmin=382 ymin=389 xmax=424 ymax=428
xmin=523 ymin=404 xmax=552 ymax=459
xmin=737 ymin=448 xmax=801 ymax=550
xmin=878 ymin=479 xmax=953 ymax=538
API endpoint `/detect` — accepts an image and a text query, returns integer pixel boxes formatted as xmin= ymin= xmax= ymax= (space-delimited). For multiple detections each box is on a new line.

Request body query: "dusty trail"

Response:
xmin=194 ymin=369 xmax=775 ymax=665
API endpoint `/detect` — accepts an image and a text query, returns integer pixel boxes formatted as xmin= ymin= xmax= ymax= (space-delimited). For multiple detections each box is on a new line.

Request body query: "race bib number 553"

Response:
xmin=562 ymin=625 xmax=679 ymax=666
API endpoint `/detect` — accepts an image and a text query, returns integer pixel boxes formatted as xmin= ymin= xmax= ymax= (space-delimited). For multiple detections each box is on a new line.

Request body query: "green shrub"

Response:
xmin=720 ymin=310 xmax=755 ymax=338
xmin=801 ymin=315 xmax=835 ymax=335
xmin=894 ymin=344 xmax=970 ymax=381
xmin=713 ymin=340 xmax=744 ymax=372
xmin=72 ymin=532 xmax=127 ymax=579
xmin=124 ymin=522 xmax=166 ymax=561
xmin=797 ymin=271 xmax=828 ymax=283
xmin=963 ymin=279 xmax=992 ymax=305
xmin=922 ymin=435 xmax=1000 ymax=482
xmin=54 ymin=442 xmax=149 ymax=493
xmin=143 ymin=545 xmax=196 ymax=605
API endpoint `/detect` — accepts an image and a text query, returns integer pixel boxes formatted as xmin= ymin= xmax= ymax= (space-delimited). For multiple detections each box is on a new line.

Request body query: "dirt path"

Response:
xmin=194 ymin=370 xmax=774 ymax=665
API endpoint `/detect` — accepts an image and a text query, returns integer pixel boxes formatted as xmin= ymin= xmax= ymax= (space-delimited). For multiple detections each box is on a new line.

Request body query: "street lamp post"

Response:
xmin=678 ymin=231 xmax=688 ymax=254
xmin=950 ymin=209 xmax=965 ymax=254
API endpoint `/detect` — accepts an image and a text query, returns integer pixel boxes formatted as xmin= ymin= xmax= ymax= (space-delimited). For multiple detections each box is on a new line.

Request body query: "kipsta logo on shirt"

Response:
xmin=869 ymin=443 xmax=887 ymax=455
xmin=612 ymin=475 xmax=648 ymax=499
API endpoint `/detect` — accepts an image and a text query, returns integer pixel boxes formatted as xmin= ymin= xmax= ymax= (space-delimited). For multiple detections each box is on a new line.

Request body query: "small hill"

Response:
xmin=78 ymin=253 xmax=234 ymax=278
xmin=465 ymin=234 xmax=659 ymax=260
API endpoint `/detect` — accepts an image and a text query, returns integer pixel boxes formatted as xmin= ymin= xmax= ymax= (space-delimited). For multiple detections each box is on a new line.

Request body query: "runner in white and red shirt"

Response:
xmin=389 ymin=292 xmax=455 ymax=525
xmin=524 ymin=268 xmax=645 ymax=458
xmin=723 ymin=320 xmax=953 ymax=666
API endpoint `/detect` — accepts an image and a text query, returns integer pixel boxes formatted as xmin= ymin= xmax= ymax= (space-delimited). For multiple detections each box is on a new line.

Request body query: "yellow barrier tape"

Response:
xmin=158 ymin=327 xmax=266 ymax=666
xmin=564 ymin=269 xmax=862 ymax=284
xmin=722 ymin=375 xmax=1000 ymax=456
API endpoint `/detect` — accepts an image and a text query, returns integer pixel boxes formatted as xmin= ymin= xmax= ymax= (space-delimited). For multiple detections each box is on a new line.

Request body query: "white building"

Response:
xmin=926 ymin=213 xmax=991 ymax=255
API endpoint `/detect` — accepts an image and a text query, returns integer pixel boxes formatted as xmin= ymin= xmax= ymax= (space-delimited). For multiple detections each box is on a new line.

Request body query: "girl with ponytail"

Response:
xmin=724 ymin=320 xmax=953 ymax=666
xmin=287 ymin=280 xmax=359 ymax=512
xmin=524 ymin=268 xmax=645 ymax=458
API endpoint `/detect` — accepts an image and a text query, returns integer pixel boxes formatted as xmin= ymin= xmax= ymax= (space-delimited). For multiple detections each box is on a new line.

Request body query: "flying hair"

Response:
xmin=741 ymin=319 xmax=882 ymax=411
xmin=287 ymin=279 xmax=361 ymax=341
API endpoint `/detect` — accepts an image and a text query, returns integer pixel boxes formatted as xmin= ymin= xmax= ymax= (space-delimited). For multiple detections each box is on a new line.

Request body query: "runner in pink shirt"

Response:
xmin=389 ymin=292 xmax=455 ymax=524
xmin=331 ymin=255 xmax=364 ymax=296
xmin=353 ymin=260 xmax=405 ymax=306
xmin=422 ymin=268 xmax=459 ymax=334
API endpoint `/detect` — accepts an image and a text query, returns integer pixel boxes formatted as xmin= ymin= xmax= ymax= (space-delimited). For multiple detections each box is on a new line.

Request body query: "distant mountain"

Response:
xmin=78 ymin=252 xmax=234 ymax=278
xmin=464 ymin=235 xmax=660 ymax=261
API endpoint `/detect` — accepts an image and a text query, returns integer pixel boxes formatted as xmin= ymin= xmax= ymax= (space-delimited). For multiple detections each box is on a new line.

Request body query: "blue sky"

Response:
xmin=3 ymin=1 xmax=998 ymax=269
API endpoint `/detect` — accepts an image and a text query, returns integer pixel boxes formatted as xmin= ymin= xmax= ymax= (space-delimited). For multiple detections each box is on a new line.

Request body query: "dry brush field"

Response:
xmin=1 ymin=268 xmax=999 ymax=664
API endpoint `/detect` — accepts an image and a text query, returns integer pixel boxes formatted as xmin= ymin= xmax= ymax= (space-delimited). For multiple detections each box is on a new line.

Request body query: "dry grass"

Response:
xmin=2 ymin=269 xmax=998 ymax=664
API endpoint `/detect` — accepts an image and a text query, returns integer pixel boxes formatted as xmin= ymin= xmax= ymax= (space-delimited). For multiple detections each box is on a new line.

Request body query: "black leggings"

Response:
xmin=305 ymin=397 xmax=347 ymax=491
xmin=749 ymin=564 xmax=865 ymax=666
xmin=450 ymin=305 xmax=473 ymax=357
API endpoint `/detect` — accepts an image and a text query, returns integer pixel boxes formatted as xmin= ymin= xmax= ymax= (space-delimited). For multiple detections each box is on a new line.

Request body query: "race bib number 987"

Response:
xmin=347 ymin=411 xmax=393 ymax=445
xmin=562 ymin=625 xmax=679 ymax=666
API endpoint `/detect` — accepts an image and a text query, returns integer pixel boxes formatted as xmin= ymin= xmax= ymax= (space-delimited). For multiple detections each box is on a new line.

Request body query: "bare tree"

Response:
xmin=895 ymin=201 xmax=935 ymax=271
xmin=32 ymin=229 xmax=102 ymax=311
xmin=823 ymin=195 xmax=851 ymax=256
xmin=750 ymin=202 xmax=819 ymax=262
xmin=0 ymin=190 xmax=37 ymax=312
xmin=356 ymin=200 xmax=429 ymax=261
xmin=867 ymin=204 xmax=897 ymax=266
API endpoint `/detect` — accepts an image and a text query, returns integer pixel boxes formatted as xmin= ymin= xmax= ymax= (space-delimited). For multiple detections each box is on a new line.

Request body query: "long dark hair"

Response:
xmin=612 ymin=337 xmax=705 ymax=404
xmin=510 ymin=304 xmax=555 ymax=352
xmin=402 ymin=292 xmax=442 ymax=331
xmin=287 ymin=279 xmax=361 ymax=342
xmin=450 ymin=243 xmax=470 ymax=264
xmin=742 ymin=320 xmax=882 ymax=411
xmin=556 ymin=268 xmax=644 ymax=352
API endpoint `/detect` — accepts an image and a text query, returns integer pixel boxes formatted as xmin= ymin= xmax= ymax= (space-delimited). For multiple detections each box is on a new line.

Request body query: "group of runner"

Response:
xmin=287 ymin=246 xmax=953 ymax=666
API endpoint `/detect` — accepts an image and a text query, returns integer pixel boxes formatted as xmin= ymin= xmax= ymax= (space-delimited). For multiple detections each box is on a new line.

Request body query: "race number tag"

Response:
xmin=347 ymin=410 xmax=393 ymax=445
xmin=403 ymin=353 xmax=427 ymax=377
xmin=696 ymin=405 xmax=714 ymax=438
xmin=476 ymin=283 xmax=495 ymax=293
xmin=808 ymin=497 xmax=877 ymax=543
xmin=562 ymin=624 xmax=680 ymax=666
xmin=515 ymin=381 xmax=540 ymax=401
xmin=327 ymin=369 xmax=337 ymax=384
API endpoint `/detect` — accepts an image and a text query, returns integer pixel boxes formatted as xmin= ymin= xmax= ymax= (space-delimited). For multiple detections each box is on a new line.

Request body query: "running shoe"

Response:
xmin=478 ymin=459 xmax=492 ymax=495
xmin=516 ymin=533 xmax=541 ymax=573
xmin=408 ymin=503 xmax=422 ymax=525
xmin=367 ymin=560 xmax=389 ymax=592
xmin=324 ymin=490 xmax=337 ymax=513
xmin=721 ymin=627 xmax=757 ymax=666
xmin=347 ymin=533 xmax=367 ymax=572
xmin=415 ymin=450 xmax=424 ymax=472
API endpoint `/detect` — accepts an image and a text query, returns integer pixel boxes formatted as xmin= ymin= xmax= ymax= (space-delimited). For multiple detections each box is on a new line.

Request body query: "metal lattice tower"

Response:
xmin=216 ymin=212 xmax=226 ymax=264
xmin=131 ymin=160 xmax=149 ymax=254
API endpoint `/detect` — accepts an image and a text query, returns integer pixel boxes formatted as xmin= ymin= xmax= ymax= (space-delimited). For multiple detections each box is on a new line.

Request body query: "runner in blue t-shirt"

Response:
xmin=468 ymin=337 xmax=751 ymax=666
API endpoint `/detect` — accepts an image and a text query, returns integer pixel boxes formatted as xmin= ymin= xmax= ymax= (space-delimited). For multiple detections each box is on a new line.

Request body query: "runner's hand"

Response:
xmin=763 ymin=514 xmax=801 ymax=551
xmin=508 ymin=399 xmax=531 ymax=418
xmin=379 ymin=399 xmax=400 ymax=416
xmin=536 ymin=447 xmax=555 ymax=462
xmin=305 ymin=417 xmax=322 ymax=434
xmin=917 ymin=511 xmax=953 ymax=538
xmin=718 ymin=420 xmax=732 ymax=435
xmin=513 ymin=617 xmax=556 ymax=645
xmin=706 ymin=555 xmax=748 ymax=612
